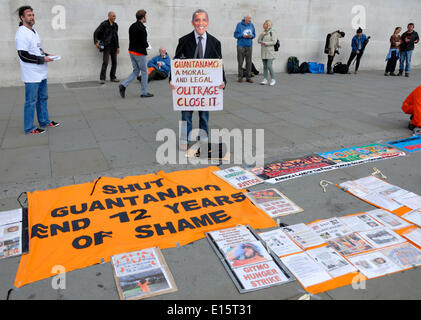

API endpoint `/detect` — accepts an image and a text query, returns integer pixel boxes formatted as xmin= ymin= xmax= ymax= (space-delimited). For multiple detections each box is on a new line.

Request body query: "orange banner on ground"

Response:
xmin=15 ymin=167 xmax=276 ymax=287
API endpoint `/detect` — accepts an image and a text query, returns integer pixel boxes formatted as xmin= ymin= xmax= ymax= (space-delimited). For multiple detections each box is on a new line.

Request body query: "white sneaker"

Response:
xmin=270 ymin=79 xmax=276 ymax=86
xmin=260 ymin=79 xmax=268 ymax=85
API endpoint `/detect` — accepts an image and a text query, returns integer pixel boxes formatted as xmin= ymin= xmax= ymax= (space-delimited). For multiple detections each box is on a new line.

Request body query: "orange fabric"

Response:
xmin=305 ymin=272 xmax=365 ymax=295
xmin=402 ymin=85 xmax=421 ymax=127
xmin=148 ymin=67 xmax=154 ymax=76
xmin=129 ymin=51 xmax=145 ymax=56
xmin=138 ymin=280 xmax=150 ymax=292
xmin=14 ymin=167 xmax=276 ymax=288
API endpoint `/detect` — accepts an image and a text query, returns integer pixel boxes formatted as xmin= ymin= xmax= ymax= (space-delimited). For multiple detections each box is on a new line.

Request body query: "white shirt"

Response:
xmin=15 ymin=26 xmax=48 ymax=83
xmin=193 ymin=30 xmax=207 ymax=58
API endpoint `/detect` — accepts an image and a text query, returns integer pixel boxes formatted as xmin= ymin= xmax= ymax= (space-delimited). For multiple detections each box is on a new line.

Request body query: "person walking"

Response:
xmin=14 ymin=5 xmax=60 ymax=135
xmin=257 ymin=20 xmax=277 ymax=86
xmin=398 ymin=23 xmax=419 ymax=77
xmin=385 ymin=27 xmax=402 ymax=76
xmin=93 ymin=11 xmax=120 ymax=84
xmin=346 ymin=28 xmax=367 ymax=74
xmin=234 ymin=14 xmax=255 ymax=83
xmin=119 ymin=9 xmax=153 ymax=98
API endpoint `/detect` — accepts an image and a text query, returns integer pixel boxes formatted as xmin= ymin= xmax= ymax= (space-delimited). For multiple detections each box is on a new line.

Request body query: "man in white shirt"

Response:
xmin=15 ymin=6 xmax=59 ymax=134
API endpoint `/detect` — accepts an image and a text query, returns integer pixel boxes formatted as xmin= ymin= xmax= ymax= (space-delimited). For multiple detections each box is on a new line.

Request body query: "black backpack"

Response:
xmin=324 ymin=33 xmax=331 ymax=54
xmin=287 ymin=56 xmax=300 ymax=74
xmin=270 ymin=32 xmax=280 ymax=52
xmin=333 ymin=62 xmax=349 ymax=74
xmin=299 ymin=62 xmax=309 ymax=73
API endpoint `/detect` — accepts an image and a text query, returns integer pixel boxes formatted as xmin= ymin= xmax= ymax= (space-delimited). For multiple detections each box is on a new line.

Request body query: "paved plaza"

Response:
xmin=0 ymin=69 xmax=420 ymax=300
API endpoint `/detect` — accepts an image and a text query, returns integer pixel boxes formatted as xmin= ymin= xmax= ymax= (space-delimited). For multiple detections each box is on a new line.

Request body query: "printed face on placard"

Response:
xmin=192 ymin=12 xmax=208 ymax=36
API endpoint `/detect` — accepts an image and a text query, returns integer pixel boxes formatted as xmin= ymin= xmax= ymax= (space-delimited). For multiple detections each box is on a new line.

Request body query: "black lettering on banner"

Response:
xmin=204 ymin=185 xmax=221 ymax=191
xmin=134 ymin=182 xmax=151 ymax=191
xmin=102 ymin=185 xmax=118 ymax=194
xmin=181 ymin=200 xmax=201 ymax=212
xmin=214 ymin=196 xmax=234 ymax=206
xmin=202 ymin=197 xmax=218 ymax=208
xmin=178 ymin=219 xmax=196 ymax=232
xmin=123 ymin=196 xmax=139 ymax=206
xmin=50 ymin=222 xmax=70 ymax=236
xmin=191 ymin=214 xmax=214 ymax=227
xmin=177 ymin=185 xmax=192 ymax=196
xmin=232 ymin=192 xmax=246 ymax=202
xmin=156 ymin=188 xmax=176 ymax=201
xmin=94 ymin=231 xmax=113 ymax=245
xmin=51 ymin=207 xmax=68 ymax=218
xmin=132 ymin=209 xmax=151 ymax=221
xmin=72 ymin=218 xmax=91 ymax=231
xmin=89 ymin=200 xmax=106 ymax=212
xmin=70 ymin=203 xmax=88 ymax=215
xmin=144 ymin=194 xmax=159 ymax=204
xmin=164 ymin=203 xmax=179 ymax=214
xmin=31 ymin=224 xmax=49 ymax=239
xmin=154 ymin=222 xmax=177 ymax=236
xmin=150 ymin=178 xmax=164 ymax=188
xmin=209 ymin=210 xmax=231 ymax=224
xmin=105 ymin=198 xmax=125 ymax=209
xmin=118 ymin=184 xmax=136 ymax=193
xmin=72 ymin=235 xmax=92 ymax=249
xmin=110 ymin=211 xmax=130 ymax=223
xmin=135 ymin=225 xmax=154 ymax=238
xmin=192 ymin=187 xmax=203 ymax=192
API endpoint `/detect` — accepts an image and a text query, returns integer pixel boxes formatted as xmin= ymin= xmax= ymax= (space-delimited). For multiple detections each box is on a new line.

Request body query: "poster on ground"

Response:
xmin=347 ymin=251 xmax=402 ymax=279
xmin=206 ymin=225 xmax=294 ymax=293
xmin=111 ymin=247 xmax=177 ymax=300
xmin=245 ymin=189 xmax=303 ymax=219
xmin=14 ymin=167 xmax=277 ymax=288
xmin=250 ymin=155 xmax=336 ymax=184
xmin=0 ymin=208 xmax=27 ymax=260
xmin=380 ymin=243 xmax=421 ymax=269
xmin=386 ymin=135 xmax=421 ymax=153
xmin=213 ymin=166 xmax=263 ymax=189
xmin=171 ymin=59 xmax=223 ymax=111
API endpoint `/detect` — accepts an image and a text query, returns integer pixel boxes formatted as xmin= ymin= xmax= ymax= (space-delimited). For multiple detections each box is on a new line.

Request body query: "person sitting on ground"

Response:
xmin=401 ymin=85 xmax=421 ymax=130
xmin=138 ymin=47 xmax=171 ymax=82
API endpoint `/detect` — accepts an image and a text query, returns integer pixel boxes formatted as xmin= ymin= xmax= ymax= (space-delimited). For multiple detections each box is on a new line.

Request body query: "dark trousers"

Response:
xmin=347 ymin=51 xmax=364 ymax=71
xmin=327 ymin=55 xmax=335 ymax=73
xmin=149 ymin=69 xmax=168 ymax=81
xmin=100 ymin=47 xmax=117 ymax=80
xmin=237 ymin=46 xmax=252 ymax=79
xmin=385 ymin=51 xmax=399 ymax=74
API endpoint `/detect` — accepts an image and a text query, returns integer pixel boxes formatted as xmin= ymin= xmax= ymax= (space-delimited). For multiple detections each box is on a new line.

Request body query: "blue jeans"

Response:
xmin=24 ymin=79 xmax=51 ymax=133
xmin=180 ymin=111 xmax=209 ymax=144
xmin=399 ymin=50 xmax=413 ymax=73
xmin=263 ymin=59 xmax=274 ymax=79
xmin=122 ymin=53 xmax=148 ymax=95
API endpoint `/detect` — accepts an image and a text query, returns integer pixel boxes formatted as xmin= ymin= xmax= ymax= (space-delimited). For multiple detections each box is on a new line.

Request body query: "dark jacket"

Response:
xmin=128 ymin=21 xmax=149 ymax=55
xmin=400 ymin=31 xmax=419 ymax=51
xmin=173 ymin=31 xmax=226 ymax=84
xmin=93 ymin=20 xmax=119 ymax=48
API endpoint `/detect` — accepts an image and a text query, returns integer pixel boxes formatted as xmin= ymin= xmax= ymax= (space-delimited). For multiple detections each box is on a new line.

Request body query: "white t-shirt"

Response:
xmin=15 ymin=26 xmax=48 ymax=83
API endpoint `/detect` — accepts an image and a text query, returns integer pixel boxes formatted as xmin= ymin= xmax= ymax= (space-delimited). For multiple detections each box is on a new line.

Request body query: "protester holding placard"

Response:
xmin=169 ymin=9 xmax=226 ymax=151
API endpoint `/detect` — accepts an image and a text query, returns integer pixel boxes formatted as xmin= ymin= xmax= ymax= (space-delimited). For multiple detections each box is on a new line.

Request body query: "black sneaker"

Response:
xmin=47 ymin=121 xmax=60 ymax=128
xmin=390 ymin=72 xmax=396 ymax=76
xmin=119 ymin=84 xmax=126 ymax=98
xmin=140 ymin=93 xmax=154 ymax=98
xmin=405 ymin=73 xmax=409 ymax=77
xmin=110 ymin=78 xmax=120 ymax=82
xmin=27 ymin=128 xmax=45 ymax=135
xmin=398 ymin=71 xmax=403 ymax=76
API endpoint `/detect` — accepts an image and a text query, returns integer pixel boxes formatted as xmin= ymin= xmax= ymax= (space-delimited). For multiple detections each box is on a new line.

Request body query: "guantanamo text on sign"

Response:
xmin=15 ymin=168 xmax=276 ymax=288
xmin=171 ymin=59 xmax=223 ymax=111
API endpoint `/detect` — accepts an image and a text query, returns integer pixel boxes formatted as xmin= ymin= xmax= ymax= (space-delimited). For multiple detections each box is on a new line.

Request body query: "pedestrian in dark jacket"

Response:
xmin=385 ymin=27 xmax=402 ymax=76
xmin=346 ymin=28 xmax=367 ymax=74
xmin=398 ymin=23 xmax=419 ymax=77
xmin=94 ymin=12 xmax=120 ymax=83
xmin=119 ymin=9 xmax=154 ymax=98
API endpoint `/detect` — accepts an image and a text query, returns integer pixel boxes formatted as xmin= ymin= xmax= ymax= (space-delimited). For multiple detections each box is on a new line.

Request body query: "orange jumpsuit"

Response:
xmin=402 ymin=85 xmax=421 ymax=127
xmin=138 ymin=280 xmax=150 ymax=293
